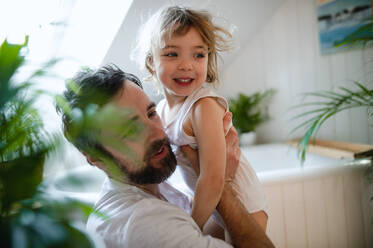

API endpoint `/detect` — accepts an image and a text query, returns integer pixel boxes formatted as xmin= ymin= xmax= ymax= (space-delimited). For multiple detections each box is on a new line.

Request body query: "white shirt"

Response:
xmin=86 ymin=178 xmax=232 ymax=248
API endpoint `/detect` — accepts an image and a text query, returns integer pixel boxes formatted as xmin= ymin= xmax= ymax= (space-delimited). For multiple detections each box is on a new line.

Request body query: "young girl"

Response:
xmin=132 ymin=6 xmax=268 ymax=235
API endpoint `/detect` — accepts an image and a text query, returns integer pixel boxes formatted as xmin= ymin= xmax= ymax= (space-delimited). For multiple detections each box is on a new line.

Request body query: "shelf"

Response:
xmin=286 ymin=138 xmax=373 ymax=159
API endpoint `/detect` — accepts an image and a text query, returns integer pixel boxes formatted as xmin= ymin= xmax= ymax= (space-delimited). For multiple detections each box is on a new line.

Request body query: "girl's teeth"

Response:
xmin=176 ymin=79 xmax=192 ymax=82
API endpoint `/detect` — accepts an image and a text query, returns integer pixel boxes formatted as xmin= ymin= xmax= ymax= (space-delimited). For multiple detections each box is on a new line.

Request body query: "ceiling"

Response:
xmin=102 ymin=0 xmax=284 ymax=98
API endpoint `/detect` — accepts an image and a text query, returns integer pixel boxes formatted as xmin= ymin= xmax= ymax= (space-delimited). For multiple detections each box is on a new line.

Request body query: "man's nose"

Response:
xmin=145 ymin=120 xmax=166 ymax=142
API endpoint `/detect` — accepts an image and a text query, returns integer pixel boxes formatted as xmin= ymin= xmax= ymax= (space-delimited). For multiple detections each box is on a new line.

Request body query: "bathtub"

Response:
xmin=51 ymin=143 xmax=372 ymax=248
xmin=241 ymin=143 xmax=373 ymax=248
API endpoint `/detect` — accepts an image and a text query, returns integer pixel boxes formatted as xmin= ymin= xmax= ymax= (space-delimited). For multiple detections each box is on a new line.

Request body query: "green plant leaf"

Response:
xmin=0 ymin=151 xmax=46 ymax=214
xmin=0 ymin=36 xmax=95 ymax=247
xmin=0 ymin=37 xmax=28 ymax=84
xmin=290 ymin=107 xmax=331 ymax=121
xmin=229 ymin=89 xmax=276 ymax=133
xmin=290 ymin=81 xmax=372 ymax=163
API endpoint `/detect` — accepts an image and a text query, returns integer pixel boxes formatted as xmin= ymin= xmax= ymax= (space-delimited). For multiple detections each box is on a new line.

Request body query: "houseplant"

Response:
xmin=0 ymin=38 xmax=96 ymax=247
xmin=229 ymin=89 xmax=276 ymax=145
xmin=291 ymin=82 xmax=372 ymax=162
xmin=292 ymin=17 xmax=373 ymax=163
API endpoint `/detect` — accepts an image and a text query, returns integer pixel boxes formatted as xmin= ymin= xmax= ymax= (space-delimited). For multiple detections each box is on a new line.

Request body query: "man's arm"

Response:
xmin=216 ymin=127 xmax=274 ymax=248
xmin=218 ymin=182 xmax=273 ymax=247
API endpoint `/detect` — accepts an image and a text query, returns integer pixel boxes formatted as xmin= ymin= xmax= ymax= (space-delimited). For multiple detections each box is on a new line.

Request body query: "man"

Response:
xmin=58 ymin=65 xmax=274 ymax=248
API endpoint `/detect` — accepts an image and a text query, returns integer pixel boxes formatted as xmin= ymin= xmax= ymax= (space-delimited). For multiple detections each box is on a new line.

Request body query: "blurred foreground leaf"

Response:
xmin=0 ymin=38 xmax=95 ymax=247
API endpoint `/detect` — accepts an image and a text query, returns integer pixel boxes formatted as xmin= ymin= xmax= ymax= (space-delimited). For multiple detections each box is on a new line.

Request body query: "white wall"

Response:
xmin=219 ymin=0 xmax=373 ymax=145
xmin=102 ymin=0 xmax=285 ymax=103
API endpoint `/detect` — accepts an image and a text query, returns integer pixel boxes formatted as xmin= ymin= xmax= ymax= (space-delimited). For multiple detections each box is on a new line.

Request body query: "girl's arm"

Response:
xmin=188 ymin=97 xmax=226 ymax=229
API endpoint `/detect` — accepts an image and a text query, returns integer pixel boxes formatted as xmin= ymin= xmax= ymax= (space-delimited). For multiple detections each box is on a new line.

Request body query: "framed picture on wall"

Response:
xmin=316 ymin=0 xmax=372 ymax=55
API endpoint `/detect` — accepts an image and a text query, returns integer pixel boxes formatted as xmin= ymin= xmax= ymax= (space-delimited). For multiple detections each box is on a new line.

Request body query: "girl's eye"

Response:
xmin=195 ymin=53 xmax=206 ymax=58
xmin=163 ymin=52 xmax=177 ymax=57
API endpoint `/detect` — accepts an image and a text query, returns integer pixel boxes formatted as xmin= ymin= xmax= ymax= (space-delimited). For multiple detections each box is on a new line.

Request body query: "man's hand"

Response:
xmin=180 ymin=111 xmax=240 ymax=180
xmin=224 ymin=126 xmax=240 ymax=183
xmin=180 ymin=145 xmax=200 ymax=176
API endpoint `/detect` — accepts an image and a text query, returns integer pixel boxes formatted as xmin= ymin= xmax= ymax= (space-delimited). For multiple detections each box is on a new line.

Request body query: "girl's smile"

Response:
xmin=173 ymin=77 xmax=194 ymax=87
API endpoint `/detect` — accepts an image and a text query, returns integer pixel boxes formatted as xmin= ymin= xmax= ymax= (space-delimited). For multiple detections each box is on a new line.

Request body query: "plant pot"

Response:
xmin=240 ymin=131 xmax=256 ymax=146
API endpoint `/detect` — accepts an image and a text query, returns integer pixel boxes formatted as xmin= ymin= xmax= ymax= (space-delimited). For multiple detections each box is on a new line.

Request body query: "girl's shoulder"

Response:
xmin=191 ymin=97 xmax=226 ymax=120
xmin=188 ymin=87 xmax=229 ymax=114
xmin=181 ymin=87 xmax=227 ymax=137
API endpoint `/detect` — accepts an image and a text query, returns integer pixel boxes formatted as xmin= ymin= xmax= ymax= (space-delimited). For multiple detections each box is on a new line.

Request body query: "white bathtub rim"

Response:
xmin=258 ymin=158 xmax=372 ymax=186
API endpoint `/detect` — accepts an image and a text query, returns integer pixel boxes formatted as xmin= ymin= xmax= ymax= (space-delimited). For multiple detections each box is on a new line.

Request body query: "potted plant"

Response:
xmin=0 ymin=38 xmax=96 ymax=247
xmin=291 ymin=82 xmax=372 ymax=161
xmin=292 ymin=17 xmax=373 ymax=162
xmin=229 ymin=89 xmax=276 ymax=145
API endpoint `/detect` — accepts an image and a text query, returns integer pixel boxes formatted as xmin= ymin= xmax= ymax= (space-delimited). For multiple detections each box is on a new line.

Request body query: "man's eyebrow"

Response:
xmin=147 ymin=102 xmax=156 ymax=111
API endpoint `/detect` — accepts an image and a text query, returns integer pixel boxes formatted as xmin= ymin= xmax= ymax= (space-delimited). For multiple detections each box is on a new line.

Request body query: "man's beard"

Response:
xmin=117 ymin=138 xmax=177 ymax=184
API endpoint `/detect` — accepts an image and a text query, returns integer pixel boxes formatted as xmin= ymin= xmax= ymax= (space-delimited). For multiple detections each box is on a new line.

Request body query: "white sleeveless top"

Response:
xmin=157 ymin=87 xmax=268 ymax=221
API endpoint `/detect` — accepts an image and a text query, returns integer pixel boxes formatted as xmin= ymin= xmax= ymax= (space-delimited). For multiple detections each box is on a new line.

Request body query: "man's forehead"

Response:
xmin=113 ymin=81 xmax=151 ymax=112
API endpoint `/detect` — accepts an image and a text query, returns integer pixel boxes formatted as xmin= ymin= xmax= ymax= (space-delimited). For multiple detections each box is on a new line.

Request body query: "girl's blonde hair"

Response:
xmin=131 ymin=5 xmax=232 ymax=86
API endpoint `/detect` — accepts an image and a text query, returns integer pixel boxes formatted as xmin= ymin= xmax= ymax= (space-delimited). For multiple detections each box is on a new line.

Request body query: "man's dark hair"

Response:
xmin=57 ymin=64 xmax=142 ymax=158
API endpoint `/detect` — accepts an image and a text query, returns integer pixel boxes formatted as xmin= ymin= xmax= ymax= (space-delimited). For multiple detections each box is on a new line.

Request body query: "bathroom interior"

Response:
xmin=1 ymin=0 xmax=373 ymax=247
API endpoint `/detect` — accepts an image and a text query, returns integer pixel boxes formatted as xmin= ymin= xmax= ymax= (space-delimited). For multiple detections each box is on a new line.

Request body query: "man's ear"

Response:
xmin=83 ymin=152 xmax=105 ymax=171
